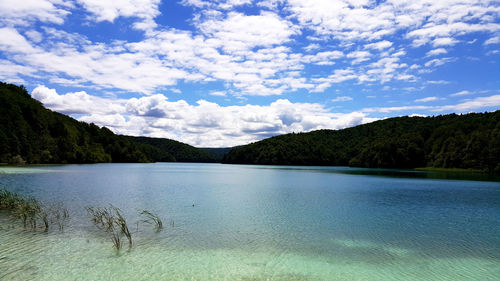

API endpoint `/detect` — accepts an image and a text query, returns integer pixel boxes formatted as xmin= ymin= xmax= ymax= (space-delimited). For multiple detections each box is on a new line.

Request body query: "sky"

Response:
xmin=0 ymin=0 xmax=499 ymax=147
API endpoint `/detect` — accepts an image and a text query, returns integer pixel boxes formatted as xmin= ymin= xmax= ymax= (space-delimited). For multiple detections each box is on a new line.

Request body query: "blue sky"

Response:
xmin=0 ymin=0 xmax=499 ymax=147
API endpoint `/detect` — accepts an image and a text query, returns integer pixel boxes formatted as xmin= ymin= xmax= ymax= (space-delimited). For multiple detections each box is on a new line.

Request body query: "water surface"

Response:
xmin=1 ymin=163 xmax=499 ymax=280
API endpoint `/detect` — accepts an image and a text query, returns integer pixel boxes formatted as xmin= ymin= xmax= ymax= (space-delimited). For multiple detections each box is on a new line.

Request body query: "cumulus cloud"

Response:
xmin=365 ymin=40 xmax=393 ymax=50
xmin=0 ymin=0 xmax=498 ymax=97
xmin=77 ymin=0 xmax=161 ymax=30
xmin=0 ymin=0 xmax=71 ymax=26
xmin=199 ymin=12 xmax=298 ymax=52
xmin=31 ymin=86 xmax=377 ymax=147
xmin=432 ymin=37 xmax=459 ymax=47
xmin=121 ymin=97 xmax=377 ymax=146
xmin=181 ymin=0 xmax=252 ymax=9
xmin=287 ymin=0 xmax=500 ymax=48
xmin=426 ymin=48 xmax=447 ymax=57
xmin=32 ymin=85 xmax=126 ymax=115
xmin=0 ymin=28 xmax=189 ymax=94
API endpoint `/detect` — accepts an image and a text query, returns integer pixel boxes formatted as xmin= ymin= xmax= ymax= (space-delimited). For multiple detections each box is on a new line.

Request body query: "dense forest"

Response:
xmin=127 ymin=136 xmax=216 ymax=163
xmin=200 ymin=147 xmax=234 ymax=162
xmin=0 ymin=82 xmax=215 ymax=164
xmin=223 ymin=111 xmax=500 ymax=174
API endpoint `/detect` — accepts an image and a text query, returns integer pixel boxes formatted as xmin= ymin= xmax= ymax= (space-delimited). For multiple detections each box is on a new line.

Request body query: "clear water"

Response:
xmin=0 ymin=163 xmax=499 ymax=280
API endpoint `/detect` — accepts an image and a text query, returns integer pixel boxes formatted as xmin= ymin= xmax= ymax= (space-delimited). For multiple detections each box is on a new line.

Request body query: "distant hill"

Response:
xmin=0 ymin=82 xmax=215 ymax=164
xmin=223 ymin=111 xmax=500 ymax=173
xmin=200 ymin=147 xmax=234 ymax=162
xmin=127 ymin=136 xmax=216 ymax=163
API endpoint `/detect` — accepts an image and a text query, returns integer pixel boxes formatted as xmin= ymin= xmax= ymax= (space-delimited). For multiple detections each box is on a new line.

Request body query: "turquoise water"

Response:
xmin=0 ymin=163 xmax=499 ymax=280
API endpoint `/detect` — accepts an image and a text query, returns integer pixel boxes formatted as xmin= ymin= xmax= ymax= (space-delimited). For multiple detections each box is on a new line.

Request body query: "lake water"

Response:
xmin=0 ymin=163 xmax=499 ymax=280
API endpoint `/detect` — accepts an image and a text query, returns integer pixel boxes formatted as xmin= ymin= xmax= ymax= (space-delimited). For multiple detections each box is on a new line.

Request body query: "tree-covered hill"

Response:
xmin=222 ymin=111 xmax=500 ymax=173
xmin=127 ymin=136 xmax=216 ymax=163
xmin=0 ymin=82 xmax=215 ymax=164
xmin=200 ymin=147 xmax=234 ymax=162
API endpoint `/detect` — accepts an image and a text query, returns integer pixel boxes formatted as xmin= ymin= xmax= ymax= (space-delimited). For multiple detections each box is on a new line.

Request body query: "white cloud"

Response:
xmin=331 ymin=96 xmax=353 ymax=102
xmin=32 ymin=85 xmax=126 ymax=115
xmin=426 ymin=48 xmax=447 ymax=57
xmin=436 ymin=95 xmax=500 ymax=112
xmin=24 ymin=30 xmax=43 ymax=43
xmin=199 ymin=12 xmax=299 ymax=53
xmin=415 ymin=96 xmax=438 ymax=103
xmin=303 ymin=50 xmax=344 ymax=65
xmin=0 ymin=0 xmax=71 ymax=26
xmin=76 ymin=0 xmax=161 ymax=30
xmin=79 ymin=114 xmax=128 ymax=129
xmin=287 ymin=0 xmax=500 ymax=48
xmin=0 ymin=28 xmax=190 ymax=94
xmin=346 ymin=50 xmax=371 ymax=64
xmin=450 ymin=90 xmax=471 ymax=97
xmin=181 ymin=0 xmax=252 ymax=10
xmin=424 ymin=57 xmax=455 ymax=68
xmin=365 ymin=40 xmax=393 ymax=50
xmin=31 ymin=86 xmax=377 ymax=147
xmin=209 ymin=91 xmax=227 ymax=96
xmin=363 ymin=105 xmax=432 ymax=113
xmin=0 ymin=60 xmax=36 ymax=83
xmin=426 ymin=80 xmax=450 ymax=85
xmin=0 ymin=27 xmax=37 ymax=53
xmin=364 ymin=95 xmax=500 ymax=113
xmin=303 ymin=43 xmax=320 ymax=52
xmin=432 ymin=37 xmax=459 ymax=47
xmin=0 ymin=0 xmax=499 ymax=98
xmin=484 ymin=36 xmax=500 ymax=45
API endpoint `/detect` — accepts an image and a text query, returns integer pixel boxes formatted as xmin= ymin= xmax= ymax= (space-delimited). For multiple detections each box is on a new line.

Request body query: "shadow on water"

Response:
xmin=259 ymin=165 xmax=500 ymax=182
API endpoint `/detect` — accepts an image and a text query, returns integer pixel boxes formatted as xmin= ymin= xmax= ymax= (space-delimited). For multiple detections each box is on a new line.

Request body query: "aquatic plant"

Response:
xmin=0 ymin=189 xmax=23 ymax=210
xmin=52 ymin=204 xmax=69 ymax=231
xmin=2 ymin=189 xmax=169 ymax=252
xmin=0 ymin=189 xmax=69 ymax=232
xmin=113 ymin=206 xmax=132 ymax=247
xmin=10 ymin=195 xmax=40 ymax=230
xmin=37 ymin=208 xmax=49 ymax=232
xmin=139 ymin=210 xmax=163 ymax=232
xmin=87 ymin=206 xmax=115 ymax=232
xmin=87 ymin=205 xmax=132 ymax=249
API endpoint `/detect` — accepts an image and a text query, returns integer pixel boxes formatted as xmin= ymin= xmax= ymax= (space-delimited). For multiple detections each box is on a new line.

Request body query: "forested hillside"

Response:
xmin=0 ymin=82 xmax=215 ymax=164
xmin=223 ymin=111 xmax=500 ymax=173
xmin=200 ymin=147 xmax=234 ymax=162
xmin=127 ymin=136 xmax=216 ymax=163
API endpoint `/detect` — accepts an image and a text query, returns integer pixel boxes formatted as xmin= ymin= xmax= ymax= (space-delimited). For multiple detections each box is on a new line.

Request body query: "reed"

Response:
xmin=113 ymin=206 xmax=132 ymax=247
xmin=37 ymin=208 xmax=49 ymax=232
xmin=87 ymin=205 xmax=132 ymax=249
xmin=0 ymin=189 xmax=69 ymax=232
xmin=140 ymin=210 xmax=163 ymax=232
xmin=53 ymin=205 xmax=69 ymax=231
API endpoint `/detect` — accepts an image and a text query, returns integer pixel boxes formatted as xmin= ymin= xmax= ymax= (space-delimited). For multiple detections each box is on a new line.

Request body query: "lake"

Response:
xmin=0 ymin=163 xmax=499 ymax=280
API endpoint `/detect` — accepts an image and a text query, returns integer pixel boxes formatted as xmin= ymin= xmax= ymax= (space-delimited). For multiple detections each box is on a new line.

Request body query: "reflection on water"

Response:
xmin=0 ymin=163 xmax=499 ymax=280
xmin=263 ymin=165 xmax=500 ymax=182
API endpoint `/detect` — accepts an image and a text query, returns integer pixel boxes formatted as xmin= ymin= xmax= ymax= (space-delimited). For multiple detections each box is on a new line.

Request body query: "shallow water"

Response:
xmin=0 ymin=163 xmax=499 ymax=280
